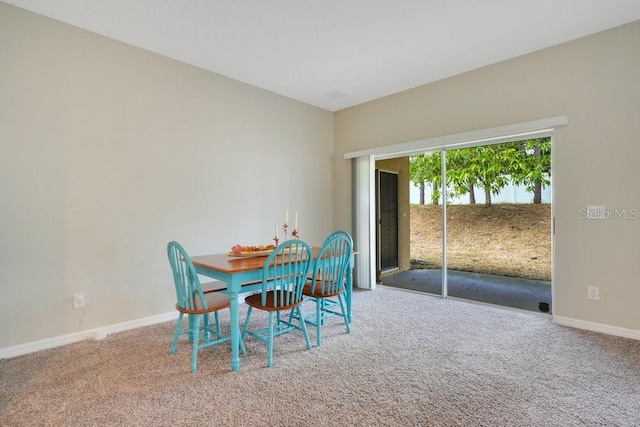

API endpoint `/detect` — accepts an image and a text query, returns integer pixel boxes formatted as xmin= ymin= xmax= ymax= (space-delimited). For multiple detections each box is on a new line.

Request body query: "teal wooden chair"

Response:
xmin=297 ymin=231 xmax=353 ymax=346
xmin=242 ymin=239 xmax=313 ymax=367
xmin=167 ymin=241 xmax=244 ymax=373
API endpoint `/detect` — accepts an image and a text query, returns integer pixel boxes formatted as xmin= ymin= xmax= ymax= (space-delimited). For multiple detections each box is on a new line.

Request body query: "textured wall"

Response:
xmin=335 ymin=21 xmax=640 ymax=335
xmin=0 ymin=3 xmax=334 ymax=350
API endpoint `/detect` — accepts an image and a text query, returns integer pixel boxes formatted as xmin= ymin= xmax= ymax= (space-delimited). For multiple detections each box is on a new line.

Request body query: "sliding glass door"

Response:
xmin=377 ymin=138 xmax=552 ymax=312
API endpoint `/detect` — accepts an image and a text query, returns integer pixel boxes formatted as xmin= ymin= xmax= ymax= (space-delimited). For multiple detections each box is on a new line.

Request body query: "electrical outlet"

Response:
xmin=587 ymin=286 xmax=599 ymax=300
xmin=73 ymin=293 xmax=86 ymax=309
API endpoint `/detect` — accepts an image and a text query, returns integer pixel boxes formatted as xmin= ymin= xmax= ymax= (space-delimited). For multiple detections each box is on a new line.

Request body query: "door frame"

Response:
xmin=346 ymin=116 xmax=566 ymax=310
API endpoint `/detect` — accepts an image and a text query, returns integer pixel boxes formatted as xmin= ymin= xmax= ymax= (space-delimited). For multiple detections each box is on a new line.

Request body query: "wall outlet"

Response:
xmin=587 ymin=286 xmax=599 ymax=300
xmin=73 ymin=293 xmax=86 ymax=309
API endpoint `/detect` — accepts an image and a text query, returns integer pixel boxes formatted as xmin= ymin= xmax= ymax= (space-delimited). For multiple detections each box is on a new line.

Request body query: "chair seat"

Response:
xmin=245 ymin=290 xmax=304 ymax=311
xmin=201 ymin=281 xmax=227 ymax=293
xmin=302 ymin=280 xmax=344 ymax=298
xmin=176 ymin=292 xmax=230 ymax=315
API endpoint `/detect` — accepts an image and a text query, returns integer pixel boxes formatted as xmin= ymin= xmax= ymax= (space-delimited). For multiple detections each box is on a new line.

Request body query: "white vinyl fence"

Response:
xmin=411 ymin=178 xmax=551 ymax=205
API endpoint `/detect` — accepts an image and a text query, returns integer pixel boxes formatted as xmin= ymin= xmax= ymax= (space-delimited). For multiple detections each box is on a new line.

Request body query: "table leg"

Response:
xmin=229 ymin=290 xmax=241 ymax=371
xmin=346 ymin=254 xmax=354 ymax=323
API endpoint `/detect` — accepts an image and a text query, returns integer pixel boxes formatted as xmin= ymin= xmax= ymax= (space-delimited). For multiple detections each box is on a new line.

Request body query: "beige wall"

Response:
xmin=2 ymin=2 xmax=638 ymax=353
xmin=335 ymin=21 xmax=640 ymax=335
xmin=375 ymin=158 xmax=410 ymax=273
xmin=0 ymin=3 xmax=334 ymax=350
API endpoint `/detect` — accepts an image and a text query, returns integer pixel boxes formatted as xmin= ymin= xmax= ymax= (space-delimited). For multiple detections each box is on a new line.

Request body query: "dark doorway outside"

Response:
xmin=376 ymin=170 xmax=399 ymax=271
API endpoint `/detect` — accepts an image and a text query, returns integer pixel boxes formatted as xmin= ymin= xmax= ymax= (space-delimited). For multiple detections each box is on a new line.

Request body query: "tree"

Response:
xmin=410 ymin=137 xmax=551 ymax=206
xmin=410 ymin=152 xmax=442 ymax=205
xmin=508 ymin=137 xmax=551 ymax=204
xmin=446 ymin=149 xmax=478 ymax=204
xmin=447 ymin=146 xmax=514 ymax=206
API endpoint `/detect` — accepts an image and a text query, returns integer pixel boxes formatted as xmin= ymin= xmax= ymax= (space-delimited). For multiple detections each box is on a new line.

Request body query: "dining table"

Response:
xmin=190 ymin=246 xmax=354 ymax=372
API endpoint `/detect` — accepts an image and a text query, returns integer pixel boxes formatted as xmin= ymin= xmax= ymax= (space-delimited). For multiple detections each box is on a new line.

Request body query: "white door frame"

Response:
xmin=346 ymin=116 xmax=567 ymax=295
xmin=351 ymin=155 xmax=377 ymax=289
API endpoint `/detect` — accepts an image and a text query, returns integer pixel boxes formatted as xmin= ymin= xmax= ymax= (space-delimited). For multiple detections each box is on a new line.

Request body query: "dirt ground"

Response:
xmin=410 ymin=203 xmax=551 ymax=281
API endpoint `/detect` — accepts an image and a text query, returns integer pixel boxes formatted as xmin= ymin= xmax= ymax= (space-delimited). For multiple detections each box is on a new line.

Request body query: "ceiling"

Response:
xmin=5 ymin=0 xmax=640 ymax=111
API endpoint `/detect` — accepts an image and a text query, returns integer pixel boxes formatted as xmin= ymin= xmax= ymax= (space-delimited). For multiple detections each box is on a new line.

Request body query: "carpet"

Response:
xmin=1 ymin=287 xmax=639 ymax=426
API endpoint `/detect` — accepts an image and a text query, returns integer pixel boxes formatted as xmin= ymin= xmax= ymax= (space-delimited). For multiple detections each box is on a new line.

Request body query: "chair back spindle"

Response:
xmin=261 ymin=240 xmax=312 ymax=307
xmin=167 ymin=241 xmax=207 ymax=311
xmin=311 ymin=232 xmax=353 ymax=296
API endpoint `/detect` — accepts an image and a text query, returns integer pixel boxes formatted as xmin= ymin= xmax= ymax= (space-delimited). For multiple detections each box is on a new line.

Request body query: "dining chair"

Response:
xmin=167 ymin=241 xmax=244 ymax=373
xmin=241 ymin=239 xmax=313 ymax=367
xmin=296 ymin=230 xmax=353 ymax=346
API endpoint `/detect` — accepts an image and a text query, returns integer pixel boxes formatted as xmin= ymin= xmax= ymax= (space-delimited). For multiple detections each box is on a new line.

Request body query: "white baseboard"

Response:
xmin=553 ymin=315 xmax=640 ymax=341
xmin=0 ymin=311 xmax=179 ymax=359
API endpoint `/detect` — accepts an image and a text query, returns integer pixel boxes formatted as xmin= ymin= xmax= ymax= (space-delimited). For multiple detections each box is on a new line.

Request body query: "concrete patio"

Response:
xmin=381 ymin=269 xmax=552 ymax=314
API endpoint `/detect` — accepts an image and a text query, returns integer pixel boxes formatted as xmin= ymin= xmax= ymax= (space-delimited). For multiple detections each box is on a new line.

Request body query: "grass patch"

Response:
xmin=410 ymin=203 xmax=551 ymax=281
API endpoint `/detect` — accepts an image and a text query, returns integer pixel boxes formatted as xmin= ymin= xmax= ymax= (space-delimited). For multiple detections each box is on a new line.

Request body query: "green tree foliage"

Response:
xmin=447 ymin=145 xmax=515 ymax=206
xmin=508 ymin=137 xmax=551 ymax=203
xmin=409 ymin=152 xmax=441 ymax=205
xmin=409 ymin=137 xmax=551 ymax=206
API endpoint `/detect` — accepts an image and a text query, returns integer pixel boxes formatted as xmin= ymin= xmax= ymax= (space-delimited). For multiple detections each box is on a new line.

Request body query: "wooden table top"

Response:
xmin=191 ymin=247 xmax=323 ymax=274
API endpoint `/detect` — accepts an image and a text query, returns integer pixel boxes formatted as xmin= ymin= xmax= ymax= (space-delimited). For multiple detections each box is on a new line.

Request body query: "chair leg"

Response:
xmin=239 ymin=334 xmax=247 ymax=355
xmin=296 ymin=306 xmax=312 ymax=350
xmin=203 ymin=313 xmax=210 ymax=340
xmin=267 ymin=311 xmax=274 ymax=367
xmin=315 ymin=298 xmax=322 ymax=346
xmin=191 ymin=314 xmax=201 ymax=373
xmin=320 ymin=299 xmax=326 ymax=325
xmin=242 ymin=306 xmax=253 ymax=342
xmin=338 ymin=294 xmax=351 ymax=333
xmin=287 ymin=307 xmax=296 ymax=323
xmin=214 ymin=311 xmax=221 ymax=336
xmin=187 ymin=314 xmax=195 ymax=343
xmin=171 ymin=313 xmax=184 ymax=354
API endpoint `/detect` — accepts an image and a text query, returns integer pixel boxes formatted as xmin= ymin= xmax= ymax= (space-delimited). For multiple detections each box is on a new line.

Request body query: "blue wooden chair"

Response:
xmin=297 ymin=231 xmax=353 ymax=346
xmin=167 ymin=241 xmax=244 ymax=373
xmin=242 ymin=239 xmax=313 ymax=367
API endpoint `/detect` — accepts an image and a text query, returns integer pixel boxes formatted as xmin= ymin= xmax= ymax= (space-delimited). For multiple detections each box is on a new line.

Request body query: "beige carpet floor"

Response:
xmin=1 ymin=287 xmax=639 ymax=426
